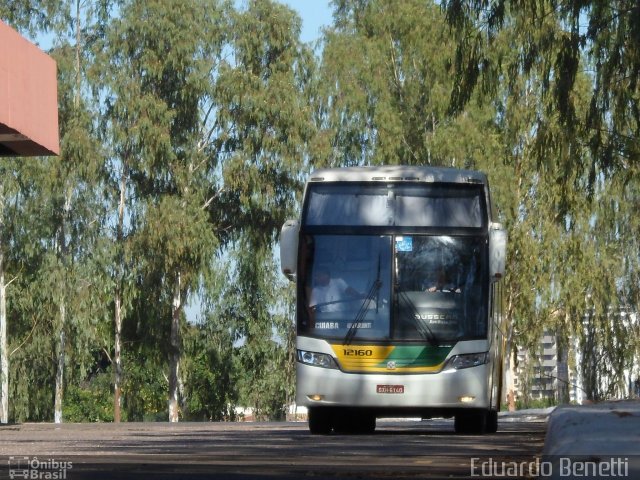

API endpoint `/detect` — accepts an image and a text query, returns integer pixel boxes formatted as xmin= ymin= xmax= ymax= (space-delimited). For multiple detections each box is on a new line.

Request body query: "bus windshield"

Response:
xmin=298 ymin=234 xmax=487 ymax=342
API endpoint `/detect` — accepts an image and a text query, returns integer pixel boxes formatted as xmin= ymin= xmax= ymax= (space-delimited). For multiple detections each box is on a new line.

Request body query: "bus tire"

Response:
xmin=486 ymin=410 xmax=498 ymax=433
xmin=353 ymin=413 xmax=376 ymax=434
xmin=454 ymin=411 xmax=487 ymax=434
xmin=308 ymin=408 xmax=332 ymax=435
xmin=333 ymin=409 xmax=355 ymax=434
xmin=365 ymin=414 xmax=377 ymax=434
xmin=333 ymin=410 xmax=376 ymax=434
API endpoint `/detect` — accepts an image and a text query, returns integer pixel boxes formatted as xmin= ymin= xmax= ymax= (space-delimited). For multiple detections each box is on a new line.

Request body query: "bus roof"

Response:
xmin=308 ymin=165 xmax=488 ymax=185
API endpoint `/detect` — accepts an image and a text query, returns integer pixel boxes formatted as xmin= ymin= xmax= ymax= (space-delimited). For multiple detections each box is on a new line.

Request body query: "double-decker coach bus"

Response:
xmin=280 ymin=166 xmax=507 ymax=434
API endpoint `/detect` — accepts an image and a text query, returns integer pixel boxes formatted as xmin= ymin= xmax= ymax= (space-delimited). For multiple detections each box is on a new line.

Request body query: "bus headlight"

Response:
xmin=444 ymin=352 xmax=488 ymax=370
xmin=297 ymin=350 xmax=338 ymax=369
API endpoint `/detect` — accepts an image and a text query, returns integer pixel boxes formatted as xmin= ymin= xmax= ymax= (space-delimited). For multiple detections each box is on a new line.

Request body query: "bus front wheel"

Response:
xmin=454 ymin=410 xmax=488 ymax=434
xmin=308 ymin=407 xmax=332 ymax=435
xmin=335 ymin=411 xmax=376 ymax=434
xmin=486 ymin=409 xmax=498 ymax=433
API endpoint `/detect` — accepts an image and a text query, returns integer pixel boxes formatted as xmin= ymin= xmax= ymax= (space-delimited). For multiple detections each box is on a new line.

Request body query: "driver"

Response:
xmin=310 ymin=267 xmax=362 ymax=312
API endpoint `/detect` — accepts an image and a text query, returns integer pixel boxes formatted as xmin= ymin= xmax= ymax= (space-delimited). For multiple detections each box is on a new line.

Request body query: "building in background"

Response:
xmin=512 ymin=308 xmax=639 ymax=406
xmin=513 ymin=331 xmax=567 ymax=405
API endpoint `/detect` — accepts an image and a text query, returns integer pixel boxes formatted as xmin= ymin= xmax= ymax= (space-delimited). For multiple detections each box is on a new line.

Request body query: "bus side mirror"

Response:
xmin=489 ymin=223 xmax=507 ymax=282
xmin=280 ymin=220 xmax=300 ymax=281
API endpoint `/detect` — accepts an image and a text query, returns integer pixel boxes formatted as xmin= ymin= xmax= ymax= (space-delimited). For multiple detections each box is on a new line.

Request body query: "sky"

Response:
xmin=277 ymin=0 xmax=334 ymax=44
xmin=25 ymin=1 xmax=334 ymax=51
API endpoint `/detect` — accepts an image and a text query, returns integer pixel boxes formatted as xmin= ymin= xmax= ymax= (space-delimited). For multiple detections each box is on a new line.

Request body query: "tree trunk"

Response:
xmin=168 ymin=272 xmax=182 ymax=422
xmin=74 ymin=0 xmax=81 ymax=109
xmin=54 ymin=301 xmax=66 ymax=424
xmin=0 ymin=249 xmax=8 ymax=424
xmin=54 ymin=190 xmax=71 ymax=424
xmin=114 ymin=295 xmax=123 ymax=423
xmin=113 ymin=165 xmax=126 ymax=423
xmin=556 ymin=314 xmax=571 ymax=404
xmin=504 ymin=291 xmax=516 ymax=411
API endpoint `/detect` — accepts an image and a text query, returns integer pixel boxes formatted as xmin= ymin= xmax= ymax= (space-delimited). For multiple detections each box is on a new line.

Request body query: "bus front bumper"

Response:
xmin=296 ymin=362 xmax=490 ymax=414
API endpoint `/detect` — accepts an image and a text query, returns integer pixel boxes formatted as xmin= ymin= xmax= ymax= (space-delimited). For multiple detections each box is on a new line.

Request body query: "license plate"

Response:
xmin=376 ymin=384 xmax=404 ymax=394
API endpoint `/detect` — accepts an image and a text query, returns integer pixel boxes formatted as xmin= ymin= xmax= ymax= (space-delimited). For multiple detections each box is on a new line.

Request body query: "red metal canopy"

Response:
xmin=0 ymin=19 xmax=59 ymax=157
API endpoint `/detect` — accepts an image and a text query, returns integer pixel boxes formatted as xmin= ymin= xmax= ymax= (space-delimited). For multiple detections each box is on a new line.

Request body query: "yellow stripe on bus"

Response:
xmin=331 ymin=344 xmax=446 ymax=373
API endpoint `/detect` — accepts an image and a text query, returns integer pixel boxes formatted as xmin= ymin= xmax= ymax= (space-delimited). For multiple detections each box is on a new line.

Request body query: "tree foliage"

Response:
xmin=443 ymin=0 xmax=640 ymax=175
xmin=443 ymin=0 xmax=640 ymax=399
xmin=0 ymin=0 xmax=638 ymax=423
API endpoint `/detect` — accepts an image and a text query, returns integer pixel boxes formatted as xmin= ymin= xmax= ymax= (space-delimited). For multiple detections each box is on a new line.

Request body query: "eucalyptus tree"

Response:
xmin=455 ymin=1 xmax=640 ymax=401
xmin=0 ymin=1 xmax=64 ymax=37
xmin=316 ymin=0 xmax=508 ymax=172
xmin=0 ymin=162 xmax=23 ymax=423
xmin=101 ymin=0 xmax=225 ymax=422
xmin=211 ymin=0 xmax=314 ymax=418
xmin=0 ymin=0 xmax=108 ymax=423
xmin=0 ymin=0 xmax=66 ymax=425
xmin=548 ymin=168 xmax=640 ymax=400
xmin=443 ymin=0 xmax=640 ymax=177
xmin=50 ymin=0 xmax=111 ymax=424
xmin=482 ymin=15 xmax=588 ymax=404
xmin=181 ymin=302 xmax=238 ymax=421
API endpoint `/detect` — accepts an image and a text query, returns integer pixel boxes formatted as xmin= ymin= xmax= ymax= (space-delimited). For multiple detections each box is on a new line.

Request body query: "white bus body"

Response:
xmin=281 ymin=166 xmax=507 ymax=434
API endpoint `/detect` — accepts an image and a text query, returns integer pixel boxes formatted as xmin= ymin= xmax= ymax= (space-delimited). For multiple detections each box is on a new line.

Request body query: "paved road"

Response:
xmin=0 ymin=418 xmax=546 ymax=479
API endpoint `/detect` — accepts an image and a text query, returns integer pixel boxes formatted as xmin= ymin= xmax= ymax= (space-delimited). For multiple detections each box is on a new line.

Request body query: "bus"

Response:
xmin=280 ymin=166 xmax=507 ymax=434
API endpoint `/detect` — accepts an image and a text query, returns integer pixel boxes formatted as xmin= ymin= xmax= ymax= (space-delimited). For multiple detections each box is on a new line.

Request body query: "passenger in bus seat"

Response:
xmin=425 ymin=267 xmax=462 ymax=293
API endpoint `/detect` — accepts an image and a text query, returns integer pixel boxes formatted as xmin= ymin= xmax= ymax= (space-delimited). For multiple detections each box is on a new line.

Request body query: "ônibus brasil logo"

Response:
xmin=8 ymin=456 xmax=73 ymax=479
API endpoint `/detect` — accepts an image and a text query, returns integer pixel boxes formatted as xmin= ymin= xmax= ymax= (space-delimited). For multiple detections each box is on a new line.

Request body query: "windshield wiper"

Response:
xmin=344 ymin=256 xmax=382 ymax=345
xmin=397 ymin=290 xmax=439 ymax=346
